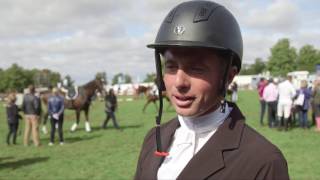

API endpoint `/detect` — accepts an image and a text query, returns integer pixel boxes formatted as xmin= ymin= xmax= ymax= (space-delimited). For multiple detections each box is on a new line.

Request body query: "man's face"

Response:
xmin=163 ymin=48 xmax=225 ymax=117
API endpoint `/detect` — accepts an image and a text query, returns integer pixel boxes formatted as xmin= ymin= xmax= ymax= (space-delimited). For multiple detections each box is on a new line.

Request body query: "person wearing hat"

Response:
xmin=134 ymin=1 xmax=289 ymax=180
xmin=5 ymin=93 xmax=22 ymax=145
xmin=48 ymin=87 xmax=65 ymax=146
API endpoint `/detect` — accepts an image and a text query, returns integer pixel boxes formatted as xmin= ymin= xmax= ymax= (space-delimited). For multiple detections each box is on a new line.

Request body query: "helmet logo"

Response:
xmin=173 ymin=25 xmax=185 ymax=36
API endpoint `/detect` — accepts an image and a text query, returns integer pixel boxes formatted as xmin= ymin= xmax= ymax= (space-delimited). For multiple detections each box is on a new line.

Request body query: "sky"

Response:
xmin=0 ymin=0 xmax=319 ymax=84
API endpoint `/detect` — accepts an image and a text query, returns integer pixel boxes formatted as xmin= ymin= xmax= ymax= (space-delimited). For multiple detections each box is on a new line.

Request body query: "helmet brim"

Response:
xmin=147 ymin=41 xmax=228 ymax=51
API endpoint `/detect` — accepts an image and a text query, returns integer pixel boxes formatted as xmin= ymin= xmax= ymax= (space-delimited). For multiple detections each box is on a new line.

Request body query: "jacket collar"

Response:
xmin=177 ymin=102 xmax=245 ymax=180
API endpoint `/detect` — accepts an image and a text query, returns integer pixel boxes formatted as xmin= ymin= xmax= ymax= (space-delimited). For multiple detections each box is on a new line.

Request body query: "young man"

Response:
xmin=134 ymin=1 xmax=289 ymax=180
xmin=22 ymin=85 xmax=41 ymax=147
xmin=102 ymin=88 xmax=120 ymax=130
xmin=48 ymin=88 xmax=65 ymax=146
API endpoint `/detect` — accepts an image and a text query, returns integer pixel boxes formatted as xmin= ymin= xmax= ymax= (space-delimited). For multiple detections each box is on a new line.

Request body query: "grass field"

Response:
xmin=0 ymin=90 xmax=319 ymax=180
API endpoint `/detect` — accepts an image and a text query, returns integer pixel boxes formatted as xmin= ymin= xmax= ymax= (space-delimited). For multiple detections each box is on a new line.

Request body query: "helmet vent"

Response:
xmin=165 ymin=8 xmax=177 ymax=23
xmin=194 ymin=4 xmax=221 ymax=23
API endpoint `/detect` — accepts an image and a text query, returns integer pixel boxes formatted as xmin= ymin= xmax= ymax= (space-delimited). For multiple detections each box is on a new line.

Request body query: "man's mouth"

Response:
xmin=172 ymin=95 xmax=196 ymax=107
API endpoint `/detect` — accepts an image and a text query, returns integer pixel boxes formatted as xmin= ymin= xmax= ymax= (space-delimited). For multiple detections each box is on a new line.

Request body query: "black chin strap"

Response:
xmin=220 ymin=52 xmax=234 ymax=113
xmin=154 ymin=50 xmax=169 ymax=157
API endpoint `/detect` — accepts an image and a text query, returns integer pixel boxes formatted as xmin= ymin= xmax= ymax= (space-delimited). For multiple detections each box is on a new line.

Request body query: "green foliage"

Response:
xmin=0 ymin=63 xmax=31 ymax=92
xmin=63 ymin=75 xmax=74 ymax=87
xmin=33 ymin=69 xmax=61 ymax=88
xmin=240 ymin=58 xmax=266 ymax=75
xmin=0 ymin=64 xmax=62 ymax=92
xmin=112 ymin=73 xmax=132 ymax=85
xmin=143 ymin=73 xmax=156 ymax=83
xmin=267 ymin=38 xmax=297 ymax=76
xmin=95 ymin=72 xmax=108 ymax=84
xmin=296 ymin=44 xmax=320 ymax=72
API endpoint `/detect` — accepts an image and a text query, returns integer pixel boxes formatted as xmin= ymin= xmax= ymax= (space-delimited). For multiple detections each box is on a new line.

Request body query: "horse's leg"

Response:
xmin=142 ymin=100 xmax=151 ymax=113
xmin=41 ymin=111 xmax=49 ymax=134
xmin=70 ymin=110 xmax=80 ymax=132
xmin=84 ymin=106 xmax=91 ymax=132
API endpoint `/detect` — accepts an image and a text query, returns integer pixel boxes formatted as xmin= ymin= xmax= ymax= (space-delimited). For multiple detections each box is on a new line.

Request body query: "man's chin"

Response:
xmin=174 ymin=107 xmax=197 ymax=117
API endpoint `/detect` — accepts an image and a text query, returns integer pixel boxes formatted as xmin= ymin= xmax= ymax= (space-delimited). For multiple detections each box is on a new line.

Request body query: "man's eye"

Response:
xmin=165 ymin=64 xmax=177 ymax=70
xmin=191 ymin=67 xmax=204 ymax=72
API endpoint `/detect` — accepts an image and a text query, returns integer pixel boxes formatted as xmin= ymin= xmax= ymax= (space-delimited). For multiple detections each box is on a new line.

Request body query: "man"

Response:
xmin=102 ymin=88 xmax=120 ymax=130
xmin=22 ymin=85 xmax=41 ymax=146
xmin=263 ymin=78 xmax=278 ymax=128
xmin=134 ymin=1 xmax=289 ymax=180
xmin=277 ymin=75 xmax=296 ymax=131
xmin=258 ymin=78 xmax=268 ymax=126
xmin=48 ymin=88 xmax=65 ymax=146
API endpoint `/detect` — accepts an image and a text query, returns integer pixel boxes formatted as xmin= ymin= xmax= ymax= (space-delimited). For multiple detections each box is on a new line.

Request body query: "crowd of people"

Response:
xmin=4 ymin=85 xmax=120 ymax=146
xmin=258 ymin=75 xmax=320 ymax=131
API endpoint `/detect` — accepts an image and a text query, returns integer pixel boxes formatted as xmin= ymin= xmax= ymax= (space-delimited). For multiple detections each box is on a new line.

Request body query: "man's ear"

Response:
xmin=228 ymin=66 xmax=238 ymax=84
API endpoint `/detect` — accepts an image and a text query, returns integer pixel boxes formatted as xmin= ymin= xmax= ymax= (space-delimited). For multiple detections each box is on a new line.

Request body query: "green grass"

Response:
xmin=0 ymin=91 xmax=319 ymax=179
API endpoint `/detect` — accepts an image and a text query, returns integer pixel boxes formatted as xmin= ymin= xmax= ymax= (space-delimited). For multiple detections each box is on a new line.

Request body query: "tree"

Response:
xmin=251 ymin=58 xmax=266 ymax=74
xmin=1 ymin=63 xmax=31 ymax=92
xmin=239 ymin=58 xmax=266 ymax=75
xmin=267 ymin=38 xmax=297 ymax=76
xmin=143 ymin=73 xmax=156 ymax=83
xmin=63 ymin=75 xmax=75 ymax=86
xmin=297 ymin=44 xmax=320 ymax=72
xmin=95 ymin=71 xmax=108 ymax=84
xmin=112 ymin=73 xmax=132 ymax=85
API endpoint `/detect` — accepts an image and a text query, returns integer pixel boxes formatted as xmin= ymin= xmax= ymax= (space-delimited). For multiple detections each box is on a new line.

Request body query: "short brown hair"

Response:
xmin=28 ymin=85 xmax=35 ymax=94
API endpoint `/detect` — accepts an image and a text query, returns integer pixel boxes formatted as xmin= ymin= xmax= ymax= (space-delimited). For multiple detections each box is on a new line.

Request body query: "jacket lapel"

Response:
xmin=177 ymin=103 xmax=245 ymax=180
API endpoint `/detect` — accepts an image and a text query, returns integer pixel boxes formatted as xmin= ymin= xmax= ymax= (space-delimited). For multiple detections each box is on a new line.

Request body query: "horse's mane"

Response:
xmin=82 ymin=79 xmax=97 ymax=88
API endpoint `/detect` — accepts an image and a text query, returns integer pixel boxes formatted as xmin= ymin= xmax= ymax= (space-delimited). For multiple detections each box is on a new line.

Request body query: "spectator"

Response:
xmin=22 ymin=85 xmax=41 ymax=146
xmin=263 ymin=78 xmax=278 ymax=128
xmin=230 ymin=82 xmax=238 ymax=102
xmin=277 ymin=76 xmax=296 ymax=131
xmin=6 ymin=93 xmax=22 ymax=145
xmin=313 ymin=78 xmax=320 ymax=132
xmin=102 ymin=89 xmax=120 ymax=130
xmin=297 ymin=80 xmax=312 ymax=129
xmin=257 ymin=78 xmax=268 ymax=126
xmin=48 ymin=88 xmax=65 ymax=146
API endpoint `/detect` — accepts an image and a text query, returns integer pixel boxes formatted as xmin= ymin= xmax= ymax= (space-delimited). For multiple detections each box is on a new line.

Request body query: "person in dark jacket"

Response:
xmin=48 ymin=88 xmax=65 ymax=146
xmin=22 ymin=85 xmax=41 ymax=146
xmin=6 ymin=93 xmax=22 ymax=145
xmin=134 ymin=1 xmax=289 ymax=180
xmin=102 ymin=88 xmax=120 ymax=129
xmin=297 ymin=80 xmax=312 ymax=129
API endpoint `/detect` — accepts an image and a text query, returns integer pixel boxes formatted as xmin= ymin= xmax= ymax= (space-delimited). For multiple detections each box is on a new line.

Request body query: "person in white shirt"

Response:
xmin=277 ymin=75 xmax=296 ymax=131
xmin=263 ymin=78 xmax=278 ymax=128
xmin=134 ymin=1 xmax=289 ymax=180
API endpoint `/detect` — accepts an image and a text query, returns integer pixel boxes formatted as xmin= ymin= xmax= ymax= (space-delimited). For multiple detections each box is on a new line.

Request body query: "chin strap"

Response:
xmin=220 ymin=52 xmax=234 ymax=113
xmin=154 ymin=50 xmax=169 ymax=157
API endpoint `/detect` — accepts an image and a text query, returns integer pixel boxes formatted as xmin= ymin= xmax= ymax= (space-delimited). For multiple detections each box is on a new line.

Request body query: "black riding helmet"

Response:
xmin=147 ymin=0 xmax=243 ymax=157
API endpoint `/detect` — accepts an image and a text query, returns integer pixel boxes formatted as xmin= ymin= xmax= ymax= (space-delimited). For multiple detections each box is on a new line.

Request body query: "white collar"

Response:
xmin=178 ymin=103 xmax=231 ymax=134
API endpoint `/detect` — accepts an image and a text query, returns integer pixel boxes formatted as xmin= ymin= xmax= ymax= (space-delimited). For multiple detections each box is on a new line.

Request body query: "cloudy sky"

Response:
xmin=0 ymin=0 xmax=319 ymax=84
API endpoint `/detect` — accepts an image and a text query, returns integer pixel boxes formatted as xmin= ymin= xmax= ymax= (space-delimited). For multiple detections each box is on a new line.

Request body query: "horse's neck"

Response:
xmin=83 ymin=83 xmax=97 ymax=98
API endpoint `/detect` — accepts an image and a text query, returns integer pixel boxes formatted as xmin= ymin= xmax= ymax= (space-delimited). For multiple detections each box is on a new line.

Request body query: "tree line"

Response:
xmin=240 ymin=38 xmax=320 ymax=76
xmin=0 ymin=63 xmax=61 ymax=93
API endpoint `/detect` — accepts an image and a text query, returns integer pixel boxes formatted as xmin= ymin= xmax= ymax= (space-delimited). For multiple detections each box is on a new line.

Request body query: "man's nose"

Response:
xmin=175 ymin=69 xmax=190 ymax=93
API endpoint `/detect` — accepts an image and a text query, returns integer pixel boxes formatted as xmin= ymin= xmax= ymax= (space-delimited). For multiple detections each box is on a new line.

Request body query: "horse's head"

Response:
xmin=94 ymin=78 xmax=106 ymax=96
